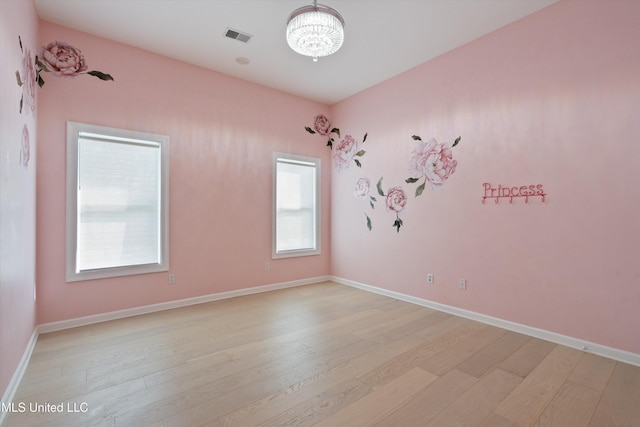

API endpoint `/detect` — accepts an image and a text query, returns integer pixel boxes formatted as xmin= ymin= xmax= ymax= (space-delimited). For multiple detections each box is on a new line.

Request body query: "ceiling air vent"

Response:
xmin=225 ymin=28 xmax=252 ymax=43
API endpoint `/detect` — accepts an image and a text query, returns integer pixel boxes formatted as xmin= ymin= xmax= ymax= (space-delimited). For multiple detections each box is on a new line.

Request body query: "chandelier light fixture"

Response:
xmin=286 ymin=0 xmax=345 ymax=62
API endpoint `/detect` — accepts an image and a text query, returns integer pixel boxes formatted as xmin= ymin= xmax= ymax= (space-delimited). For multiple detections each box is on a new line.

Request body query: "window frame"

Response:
xmin=66 ymin=121 xmax=170 ymax=282
xmin=272 ymin=152 xmax=321 ymax=259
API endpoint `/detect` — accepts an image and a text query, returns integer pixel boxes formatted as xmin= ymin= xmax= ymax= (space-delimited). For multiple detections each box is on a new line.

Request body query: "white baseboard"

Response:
xmin=0 ymin=329 xmax=38 ymax=426
xmin=331 ymin=276 xmax=640 ymax=367
xmin=38 ymin=276 xmax=330 ymax=334
xmin=3 ymin=272 xmax=637 ymax=426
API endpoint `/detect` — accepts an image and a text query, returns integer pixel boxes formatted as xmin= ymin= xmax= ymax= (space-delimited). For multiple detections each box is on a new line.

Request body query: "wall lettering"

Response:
xmin=482 ymin=182 xmax=546 ymax=204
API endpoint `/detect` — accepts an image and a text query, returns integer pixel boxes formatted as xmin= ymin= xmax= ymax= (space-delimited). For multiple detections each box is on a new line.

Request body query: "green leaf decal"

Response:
xmin=326 ymin=138 xmax=333 ymax=149
xmin=452 ymin=136 xmax=461 ymax=147
xmin=393 ymin=217 xmax=403 ymax=233
xmin=37 ymin=74 xmax=45 ymax=88
xmin=332 ymin=128 xmax=340 ymax=138
xmin=363 ymin=133 xmax=368 ymax=143
xmin=305 ymin=126 xmax=316 ymax=134
xmin=376 ymin=177 xmax=385 ymax=196
xmin=412 ymin=135 xmax=422 ymax=141
xmin=405 ymin=177 xmax=419 ymax=184
xmin=16 ymin=70 xmax=23 ymax=87
xmin=366 ymin=214 xmax=372 ymax=231
xmin=370 ymin=196 xmax=377 ymax=202
xmin=18 ymin=35 xmax=23 ymax=51
xmin=415 ymin=181 xmax=426 ymax=197
xmin=87 ymin=70 xmax=114 ymax=81
xmin=354 ymin=159 xmax=362 ymax=168
xmin=35 ymin=56 xmax=50 ymax=72
xmin=355 ymin=150 xmax=366 ymax=157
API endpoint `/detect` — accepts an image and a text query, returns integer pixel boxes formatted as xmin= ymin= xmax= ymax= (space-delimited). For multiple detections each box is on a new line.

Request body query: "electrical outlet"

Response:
xmin=427 ymin=274 xmax=434 ymax=284
xmin=265 ymin=262 xmax=270 ymax=271
xmin=168 ymin=273 xmax=176 ymax=284
xmin=458 ymin=279 xmax=466 ymax=290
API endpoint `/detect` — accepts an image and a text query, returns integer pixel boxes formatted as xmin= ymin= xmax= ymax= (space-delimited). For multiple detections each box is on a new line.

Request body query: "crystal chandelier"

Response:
xmin=286 ymin=1 xmax=345 ymax=62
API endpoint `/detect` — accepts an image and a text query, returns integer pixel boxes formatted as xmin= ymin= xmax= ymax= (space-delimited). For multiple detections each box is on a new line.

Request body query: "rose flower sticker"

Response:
xmin=305 ymin=114 xmax=340 ymax=148
xmin=334 ymin=134 xmax=367 ymax=171
xmin=35 ymin=41 xmax=114 ymax=87
xmin=354 ymin=177 xmax=377 ymax=231
xmin=376 ymin=177 xmax=407 ymax=233
xmin=406 ymin=135 xmax=460 ymax=197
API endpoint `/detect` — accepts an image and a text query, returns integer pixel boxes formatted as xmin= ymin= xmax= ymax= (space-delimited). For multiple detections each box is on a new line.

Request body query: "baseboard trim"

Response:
xmin=3 ymin=272 xmax=637 ymax=426
xmin=39 ymin=276 xmax=331 ymax=334
xmin=331 ymin=276 xmax=640 ymax=367
xmin=0 ymin=328 xmax=38 ymax=426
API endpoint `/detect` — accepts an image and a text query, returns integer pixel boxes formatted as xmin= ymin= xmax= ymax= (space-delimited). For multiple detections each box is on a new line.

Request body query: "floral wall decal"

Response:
xmin=334 ymin=132 xmax=367 ymax=171
xmin=376 ymin=177 xmax=407 ymax=232
xmin=36 ymin=41 xmax=114 ymax=87
xmin=346 ymin=134 xmax=460 ymax=234
xmin=354 ymin=177 xmax=377 ymax=230
xmin=306 ymin=114 xmax=368 ymax=169
xmin=305 ymin=114 xmax=340 ymax=148
xmin=308 ymin=118 xmax=459 ymax=234
xmin=405 ymin=135 xmax=460 ymax=196
xmin=15 ymin=36 xmax=114 ymax=113
xmin=20 ymin=124 xmax=30 ymax=169
xmin=15 ymin=36 xmax=36 ymax=115
xmin=354 ymin=177 xmax=376 ymax=209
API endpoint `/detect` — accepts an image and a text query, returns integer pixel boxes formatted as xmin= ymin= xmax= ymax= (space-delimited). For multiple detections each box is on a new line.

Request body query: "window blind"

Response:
xmin=76 ymin=135 xmax=161 ymax=272
xmin=275 ymin=158 xmax=317 ymax=253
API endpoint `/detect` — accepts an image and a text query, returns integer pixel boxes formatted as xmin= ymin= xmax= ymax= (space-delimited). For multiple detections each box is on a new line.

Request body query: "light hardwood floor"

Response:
xmin=3 ymin=281 xmax=640 ymax=426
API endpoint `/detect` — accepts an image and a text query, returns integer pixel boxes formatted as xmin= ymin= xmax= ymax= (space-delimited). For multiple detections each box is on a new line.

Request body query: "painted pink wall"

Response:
xmin=36 ymin=22 xmax=331 ymax=324
xmin=330 ymin=0 xmax=640 ymax=354
xmin=0 ymin=0 xmax=38 ymax=401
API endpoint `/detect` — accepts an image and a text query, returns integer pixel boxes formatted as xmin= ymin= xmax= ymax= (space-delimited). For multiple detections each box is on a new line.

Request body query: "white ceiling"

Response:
xmin=34 ymin=0 xmax=558 ymax=105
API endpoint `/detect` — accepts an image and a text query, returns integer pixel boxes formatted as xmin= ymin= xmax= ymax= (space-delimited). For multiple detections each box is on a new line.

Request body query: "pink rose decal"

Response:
xmin=406 ymin=135 xmax=460 ymax=197
xmin=305 ymin=114 xmax=340 ymax=148
xmin=385 ymin=186 xmax=407 ymax=213
xmin=34 ymin=41 xmax=113 ymax=87
xmin=409 ymin=137 xmax=457 ymax=187
xmin=39 ymin=41 xmax=88 ymax=78
xmin=333 ymin=134 xmax=358 ymax=170
xmin=376 ymin=177 xmax=406 ymax=232
xmin=304 ymin=114 xmax=369 ymax=158
xmin=21 ymin=46 xmax=36 ymax=114
xmin=355 ymin=177 xmax=377 ymax=231
xmin=21 ymin=124 xmax=30 ymax=169
xmin=16 ymin=36 xmax=36 ymax=114
xmin=313 ymin=114 xmax=331 ymax=136
xmin=333 ymin=133 xmax=367 ymax=171
xmin=354 ymin=177 xmax=370 ymax=198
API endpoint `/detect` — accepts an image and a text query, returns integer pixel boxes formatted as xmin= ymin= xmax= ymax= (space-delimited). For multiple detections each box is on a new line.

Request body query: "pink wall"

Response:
xmin=330 ymin=0 xmax=640 ymax=354
xmin=36 ymin=22 xmax=331 ymax=324
xmin=0 ymin=0 xmax=39 ymax=401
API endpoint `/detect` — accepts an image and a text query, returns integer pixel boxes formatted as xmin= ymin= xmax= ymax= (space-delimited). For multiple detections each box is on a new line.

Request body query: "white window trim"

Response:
xmin=272 ymin=152 xmax=321 ymax=259
xmin=66 ymin=121 xmax=170 ymax=282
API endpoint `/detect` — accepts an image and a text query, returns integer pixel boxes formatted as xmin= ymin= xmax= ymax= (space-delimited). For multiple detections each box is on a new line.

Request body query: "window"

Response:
xmin=66 ymin=122 xmax=169 ymax=282
xmin=273 ymin=153 xmax=320 ymax=258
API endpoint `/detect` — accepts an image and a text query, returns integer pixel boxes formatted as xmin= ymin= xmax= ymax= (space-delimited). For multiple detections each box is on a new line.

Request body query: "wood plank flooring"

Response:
xmin=3 ymin=281 xmax=639 ymax=427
